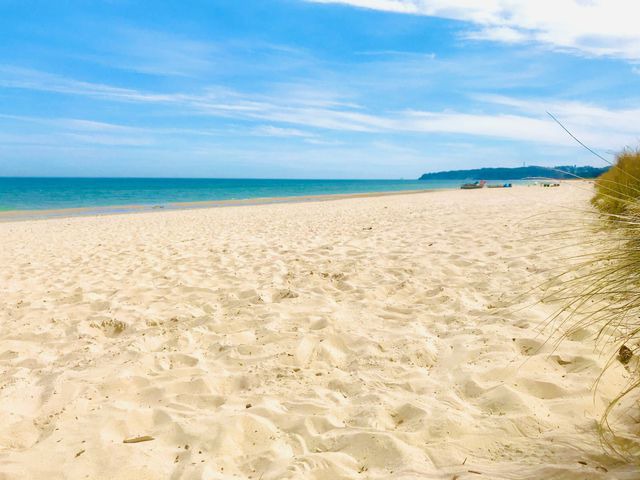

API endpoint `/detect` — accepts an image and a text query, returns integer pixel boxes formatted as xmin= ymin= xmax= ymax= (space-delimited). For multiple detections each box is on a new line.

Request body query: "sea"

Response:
xmin=0 ymin=177 xmax=477 ymax=212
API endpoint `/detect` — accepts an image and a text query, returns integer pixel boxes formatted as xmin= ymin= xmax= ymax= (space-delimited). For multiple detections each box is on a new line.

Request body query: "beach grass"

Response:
xmin=544 ymin=151 xmax=640 ymax=455
xmin=592 ymin=149 xmax=640 ymax=215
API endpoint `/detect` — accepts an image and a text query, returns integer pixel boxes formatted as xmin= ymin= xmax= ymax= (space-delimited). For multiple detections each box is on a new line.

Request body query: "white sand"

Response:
xmin=0 ymin=185 xmax=637 ymax=479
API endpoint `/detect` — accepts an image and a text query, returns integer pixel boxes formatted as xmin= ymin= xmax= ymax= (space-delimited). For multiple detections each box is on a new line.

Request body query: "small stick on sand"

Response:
xmin=123 ymin=436 xmax=154 ymax=444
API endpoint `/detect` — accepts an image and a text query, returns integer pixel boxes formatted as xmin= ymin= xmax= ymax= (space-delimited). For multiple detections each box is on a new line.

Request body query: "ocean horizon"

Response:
xmin=0 ymin=177 xmax=523 ymax=212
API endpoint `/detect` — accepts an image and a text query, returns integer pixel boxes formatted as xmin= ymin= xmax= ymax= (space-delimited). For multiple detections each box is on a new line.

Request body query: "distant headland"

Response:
xmin=419 ymin=165 xmax=609 ymax=181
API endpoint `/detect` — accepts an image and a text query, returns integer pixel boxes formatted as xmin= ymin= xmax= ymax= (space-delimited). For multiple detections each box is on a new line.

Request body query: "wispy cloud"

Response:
xmin=58 ymin=23 xmax=317 ymax=80
xmin=0 ymin=66 xmax=182 ymax=103
xmin=73 ymin=27 xmax=221 ymax=77
xmin=1 ymin=66 xmax=637 ymax=151
xmin=0 ymin=114 xmax=155 ymax=147
xmin=307 ymin=0 xmax=640 ymax=60
xmin=356 ymin=50 xmax=436 ymax=59
xmin=251 ymin=125 xmax=317 ymax=138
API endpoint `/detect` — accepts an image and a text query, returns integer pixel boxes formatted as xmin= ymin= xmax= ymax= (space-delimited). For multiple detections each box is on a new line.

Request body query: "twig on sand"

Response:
xmin=123 ymin=435 xmax=155 ymax=444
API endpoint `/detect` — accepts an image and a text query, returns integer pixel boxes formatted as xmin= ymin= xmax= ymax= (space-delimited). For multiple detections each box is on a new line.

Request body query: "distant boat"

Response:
xmin=460 ymin=180 xmax=486 ymax=190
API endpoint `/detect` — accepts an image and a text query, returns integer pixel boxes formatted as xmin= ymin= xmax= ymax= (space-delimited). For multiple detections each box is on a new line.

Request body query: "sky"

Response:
xmin=0 ymin=0 xmax=639 ymax=179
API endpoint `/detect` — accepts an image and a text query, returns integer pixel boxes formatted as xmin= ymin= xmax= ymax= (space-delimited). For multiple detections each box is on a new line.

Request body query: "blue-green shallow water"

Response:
xmin=0 ymin=177 xmax=476 ymax=212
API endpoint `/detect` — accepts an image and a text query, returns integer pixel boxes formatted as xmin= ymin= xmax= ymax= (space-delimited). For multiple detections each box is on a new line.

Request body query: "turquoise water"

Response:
xmin=0 ymin=177 xmax=473 ymax=212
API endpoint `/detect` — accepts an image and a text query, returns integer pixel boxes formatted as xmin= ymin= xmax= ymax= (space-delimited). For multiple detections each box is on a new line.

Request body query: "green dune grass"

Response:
xmin=592 ymin=150 xmax=640 ymax=215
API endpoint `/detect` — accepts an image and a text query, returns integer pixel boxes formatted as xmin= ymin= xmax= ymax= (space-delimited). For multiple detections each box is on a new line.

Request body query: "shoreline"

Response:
xmin=0 ymin=179 xmax=586 ymax=223
xmin=0 ymin=187 xmax=440 ymax=222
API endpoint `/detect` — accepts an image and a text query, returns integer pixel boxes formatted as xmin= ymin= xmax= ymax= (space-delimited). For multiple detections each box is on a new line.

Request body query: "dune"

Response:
xmin=0 ymin=185 xmax=637 ymax=479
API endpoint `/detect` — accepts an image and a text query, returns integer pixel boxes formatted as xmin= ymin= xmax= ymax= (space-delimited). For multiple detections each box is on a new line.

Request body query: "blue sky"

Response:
xmin=0 ymin=0 xmax=638 ymax=178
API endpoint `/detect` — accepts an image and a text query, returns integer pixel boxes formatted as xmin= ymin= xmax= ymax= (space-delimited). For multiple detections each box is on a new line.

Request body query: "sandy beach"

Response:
xmin=0 ymin=185 xmax=637 ymax=479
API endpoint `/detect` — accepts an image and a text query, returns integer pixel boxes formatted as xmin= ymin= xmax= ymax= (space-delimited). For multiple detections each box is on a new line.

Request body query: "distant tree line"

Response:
xmin=419 ymin=165 xmax=609 ymax=181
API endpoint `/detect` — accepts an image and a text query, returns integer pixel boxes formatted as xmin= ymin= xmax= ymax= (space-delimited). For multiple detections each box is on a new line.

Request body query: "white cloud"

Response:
xmin=307 ymin=0 xmax=640 ymax=60
xmin=476 ymin=94 xmax=640 ymax=136
xmin=464 ymin=27 xmax=529 ymax=44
